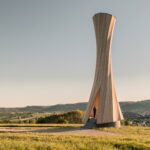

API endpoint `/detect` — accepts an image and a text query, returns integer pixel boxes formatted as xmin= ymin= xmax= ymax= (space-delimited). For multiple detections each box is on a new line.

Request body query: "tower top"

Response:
xmin=93 ymin=12 xmax=116 ymax=19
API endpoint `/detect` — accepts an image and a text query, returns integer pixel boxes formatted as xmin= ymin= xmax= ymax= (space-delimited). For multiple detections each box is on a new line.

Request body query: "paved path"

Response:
xmin=0 ymin=128 xmax=29 ymax=133
xmin=0 ymin=127 xmax=120 ymax=136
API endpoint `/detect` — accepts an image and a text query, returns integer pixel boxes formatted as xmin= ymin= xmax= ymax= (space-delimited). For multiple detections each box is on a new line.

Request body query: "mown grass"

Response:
xmin=0 ymin=125 xmax=149 ymax=150
xmin=97 ymin=126 xmax=150 ymax=150
xmin=0 ymin=133 xmax=115 ymax=150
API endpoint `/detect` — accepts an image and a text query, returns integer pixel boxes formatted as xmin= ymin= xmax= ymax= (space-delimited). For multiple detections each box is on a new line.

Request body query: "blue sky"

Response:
xmin=0 ymin=0 xmax=150 ymax=107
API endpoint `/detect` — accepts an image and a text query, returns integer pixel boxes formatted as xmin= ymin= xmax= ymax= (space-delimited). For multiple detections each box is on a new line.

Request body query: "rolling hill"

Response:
xmin=0 ymin=100 xmax=149 ymax=115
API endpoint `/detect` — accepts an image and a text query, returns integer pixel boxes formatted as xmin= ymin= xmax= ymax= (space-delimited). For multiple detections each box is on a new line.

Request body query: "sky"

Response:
xmin=0 ymin=0 xmax=150 ymax=107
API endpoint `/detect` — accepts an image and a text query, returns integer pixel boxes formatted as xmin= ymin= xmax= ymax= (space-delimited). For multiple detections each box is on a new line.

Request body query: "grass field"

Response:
xmin=0 ymin=124 xmax=149 ymax=150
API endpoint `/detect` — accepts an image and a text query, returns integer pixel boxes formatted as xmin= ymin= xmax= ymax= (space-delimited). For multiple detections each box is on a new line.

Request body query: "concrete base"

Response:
xmin=84 ymin=118 xmax=97 ymax=129
xmin=96 ymin=121 xmax=121 ymax=128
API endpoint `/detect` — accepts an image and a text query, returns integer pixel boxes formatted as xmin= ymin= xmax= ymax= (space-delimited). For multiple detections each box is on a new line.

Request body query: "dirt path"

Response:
xmin=0 ymin=127 xmax=119 ymax=136
xmin=42 ymin=128 xmax=119 ymax=136
xmin=0 ymin=128 xmax=29 ymax=133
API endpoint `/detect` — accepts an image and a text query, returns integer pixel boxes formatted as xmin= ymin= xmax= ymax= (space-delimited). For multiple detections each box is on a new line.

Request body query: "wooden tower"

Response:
xmin=83 ymin=13 xmax=123 ymax=127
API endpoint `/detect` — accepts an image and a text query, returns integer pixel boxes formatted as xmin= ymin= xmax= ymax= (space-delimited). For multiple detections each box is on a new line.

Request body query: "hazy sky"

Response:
xmin=0 ymin=0 xmax=150 ymax=107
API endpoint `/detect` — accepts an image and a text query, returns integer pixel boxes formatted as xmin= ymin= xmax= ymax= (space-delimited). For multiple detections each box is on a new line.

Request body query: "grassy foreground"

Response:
xmin=0 ymin=125 xmax=149 ymax=150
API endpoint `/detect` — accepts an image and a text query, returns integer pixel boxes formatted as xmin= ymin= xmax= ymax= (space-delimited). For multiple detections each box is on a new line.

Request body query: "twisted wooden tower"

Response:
xmin=83 ymin=13 xmax=123 ymax=127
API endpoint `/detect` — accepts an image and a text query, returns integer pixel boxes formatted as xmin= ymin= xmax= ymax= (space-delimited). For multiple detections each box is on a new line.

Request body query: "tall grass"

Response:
xmin=0 ymin=126 xmax=149 ymax=150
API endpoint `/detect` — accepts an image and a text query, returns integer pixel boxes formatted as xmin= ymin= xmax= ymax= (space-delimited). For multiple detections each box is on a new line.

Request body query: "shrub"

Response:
xmin=37 ymin=110 xmax=84 ymax=124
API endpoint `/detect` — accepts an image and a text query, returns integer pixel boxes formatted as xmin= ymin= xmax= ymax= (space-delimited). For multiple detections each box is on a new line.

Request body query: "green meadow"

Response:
xmin=0 ymin=125 xmax=149 ymax=150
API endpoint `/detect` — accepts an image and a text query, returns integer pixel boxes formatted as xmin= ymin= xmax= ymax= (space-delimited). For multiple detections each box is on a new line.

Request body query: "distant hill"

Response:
xmin=0 ymin=103 xmax=87 ymax=113
xmin=120 ymin=100 xmax=150 ymax=114
xmin=0 ymin=100 xmax=150 ymax=115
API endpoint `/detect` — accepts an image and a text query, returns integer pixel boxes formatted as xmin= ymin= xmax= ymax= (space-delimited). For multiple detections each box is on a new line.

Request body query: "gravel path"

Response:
xmin=0 ymin=127 xmax=120 ymax=136
xmin=0 ymin=128 xmax=29 ymax=133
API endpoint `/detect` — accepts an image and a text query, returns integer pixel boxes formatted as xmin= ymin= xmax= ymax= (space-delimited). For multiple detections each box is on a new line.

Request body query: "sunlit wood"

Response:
xmin=83 ymin=13 xmax=124 ymax=127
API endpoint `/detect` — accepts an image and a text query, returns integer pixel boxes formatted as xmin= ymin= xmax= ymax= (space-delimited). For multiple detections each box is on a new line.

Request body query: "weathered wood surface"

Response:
xmin=83 ymin=13 xmax=123 ymax=126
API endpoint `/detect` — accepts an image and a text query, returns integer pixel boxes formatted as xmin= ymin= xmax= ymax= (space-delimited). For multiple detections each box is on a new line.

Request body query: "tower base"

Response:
xmin=96 ymin=121 xmax=121 ymax=128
